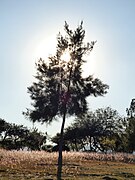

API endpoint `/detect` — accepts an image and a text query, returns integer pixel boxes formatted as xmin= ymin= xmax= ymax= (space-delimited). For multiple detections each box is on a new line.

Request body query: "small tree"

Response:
xmin=23 ymin=22 xmax=109 ymax=179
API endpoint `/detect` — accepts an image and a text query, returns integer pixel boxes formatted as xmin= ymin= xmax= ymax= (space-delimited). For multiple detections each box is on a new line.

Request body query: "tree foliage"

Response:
xmin=126 ymin=98 xmax=135 ymax=152
xmin=0 ymin=118 xmax=46 ymax=150
xmin=23 ymin=22 xmax=109 ymax=124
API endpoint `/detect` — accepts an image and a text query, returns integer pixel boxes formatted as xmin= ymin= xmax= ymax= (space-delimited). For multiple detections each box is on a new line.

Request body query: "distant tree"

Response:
xmin=64 ymin=107 xmax=124 ymax=152
xmin=0 ymin=118 xmax=10 ymax=148
xmin=113 ymin=132 xmax=129 ymax=152
xmin=23 ymin=21 xmax=109 ymax=179
xmin=7 ymin=124 xmax=29 ymax=150
xmin=0 ymin=118 xmax=8 ymax=134
xmin=94 ymin=107 xmax=124 ymax=152
xmin=51 ymin=133 xmax=61 ymax=145
xmin=126 ymin=99 xmax=135 ymax=153
xmin=127 ymin=98 xmax=135 ymax=117
xmin=52 ymin=127 xmax=85 ymax=151
xmin=25 ymin=128 xmax=46 ymax=150
xmin=0 ymin=121 xmax=29 ymax=150
xmin=64 ymin=125 xmax=85 ymax=151
xmin=51 ymin=133 xmax=71 ymax=151
xmin=73 ymin=111 xmax=104 ymax=152
xmin=0 ymin=119 xmax=46 ymax=150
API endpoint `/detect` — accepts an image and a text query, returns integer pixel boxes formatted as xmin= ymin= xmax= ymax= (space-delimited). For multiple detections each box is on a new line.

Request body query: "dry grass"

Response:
xmin=0 ymin=149 xmax=135 ymax=179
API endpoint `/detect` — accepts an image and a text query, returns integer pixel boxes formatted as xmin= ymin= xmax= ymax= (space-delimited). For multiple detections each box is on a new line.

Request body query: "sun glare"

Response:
xmin=61 ymin=51 xmax=71 ymax=62
xmin=34 ymin=35 xmax=57 ymax=61
xmin=34 ymin=33 xmax=72 ymax=64
xmin=33 ymin=35 xmax=98 ymax=78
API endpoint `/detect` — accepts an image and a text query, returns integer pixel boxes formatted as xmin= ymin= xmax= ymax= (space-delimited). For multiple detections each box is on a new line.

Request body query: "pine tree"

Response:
xmin=23 ymin=21 xmax=109 ymax=179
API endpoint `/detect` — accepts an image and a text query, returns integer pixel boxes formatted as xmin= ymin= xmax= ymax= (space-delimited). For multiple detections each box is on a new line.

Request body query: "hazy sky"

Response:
xmin=1 ymin=0 xmax=135 ymax=136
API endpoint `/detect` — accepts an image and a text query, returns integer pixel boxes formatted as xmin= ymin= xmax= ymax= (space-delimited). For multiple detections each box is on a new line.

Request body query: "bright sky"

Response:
xmin=1 ymin=0 xmax=135 ymax=137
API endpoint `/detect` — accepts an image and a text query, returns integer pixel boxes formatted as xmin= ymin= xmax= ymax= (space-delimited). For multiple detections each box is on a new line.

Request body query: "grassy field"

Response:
xmin=0 ymin=149 xmax=135 ymax=180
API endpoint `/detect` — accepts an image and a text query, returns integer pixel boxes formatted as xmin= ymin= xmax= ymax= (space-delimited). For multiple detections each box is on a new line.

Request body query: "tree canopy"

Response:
xmin=0 ymin=118 xmax=46 ymax=150
xmin=23 ymin=21 xmax=109 ymax=124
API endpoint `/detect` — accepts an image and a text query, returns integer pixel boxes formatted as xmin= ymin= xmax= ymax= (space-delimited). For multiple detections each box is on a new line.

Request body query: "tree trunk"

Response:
xmin=57 ymin=108 xmax=66 ymax=180
xmin=75 ymin=138 xmax=78 ymax=151
xmin=57 ymin=58 xmax=73 ymax=179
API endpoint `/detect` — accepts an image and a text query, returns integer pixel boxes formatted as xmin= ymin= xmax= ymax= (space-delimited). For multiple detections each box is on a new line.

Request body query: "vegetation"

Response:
xmin=51 ymin=105 xmax=135 ymax=154
xmin=126 ymin=99 xmax=135 ymax=152
xmin=0 ymin=119 xmax=46 ymax=150
xmin=60 ymin=107 xmax=125 ymax=152
xmin=0 ymin=149 xmax=135 ymax=180
xmin=1 ymin=100 xmax=135 ymax=154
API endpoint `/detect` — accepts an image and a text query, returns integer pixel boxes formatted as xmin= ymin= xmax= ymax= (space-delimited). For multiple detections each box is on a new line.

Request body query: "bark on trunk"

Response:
xmin=57 ymin=108 xmax=66 ymax=180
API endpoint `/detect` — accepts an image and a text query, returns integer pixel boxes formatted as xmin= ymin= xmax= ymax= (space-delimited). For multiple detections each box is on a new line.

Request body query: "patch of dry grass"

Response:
xmin=0 ymin=149 xmax=135 ymax=179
